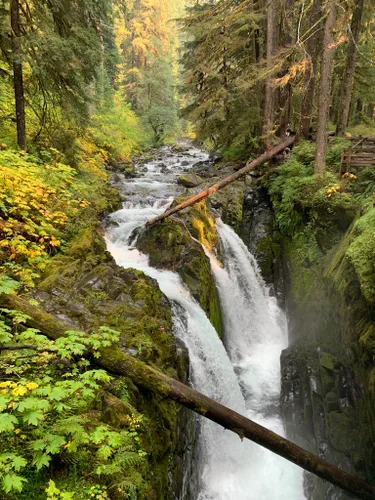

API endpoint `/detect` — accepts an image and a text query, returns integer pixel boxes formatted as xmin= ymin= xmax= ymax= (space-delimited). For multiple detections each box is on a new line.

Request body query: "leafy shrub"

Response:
xmin=267 ymin=141 xmax=359 ymax=234
xmin=87 ymin=94 xmax=149 ymax=163
xmin=0 ymin=147 xmax=111 ymax=287
xmin=0 ymin=309 xmax=147 ymax=498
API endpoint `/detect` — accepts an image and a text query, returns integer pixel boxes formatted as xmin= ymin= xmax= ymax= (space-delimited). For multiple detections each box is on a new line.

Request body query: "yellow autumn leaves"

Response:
xmin=326 ymin=173 xmax=357 ymax=198
xmin=0 ymin=150 xmax=96 ymax=287
xmin=0 ymin=381 xmax=39 ymax=394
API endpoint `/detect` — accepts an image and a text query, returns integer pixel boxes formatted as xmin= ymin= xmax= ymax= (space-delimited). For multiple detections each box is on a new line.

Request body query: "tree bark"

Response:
xmin=336 ymin=0 xmax=365 ymax=136
xmin=0 ymin=291 xmax=375 ymax=500
xmin=263 ymin=0 xmax=279 ymax=148
xmin=366 ymin=103 xmax=373 ymax=119
xmin=146 ymin=137 xmax=295 ymax=227
xmin=277 ymin=0 xmax=295 ymax=137
xmin=299 ymin=0 xmax=322 ymax=138
xmin=10 ymin=0 xmax=26 ymax=151
xmin=314 ymin=0 xmax=337 ymax=177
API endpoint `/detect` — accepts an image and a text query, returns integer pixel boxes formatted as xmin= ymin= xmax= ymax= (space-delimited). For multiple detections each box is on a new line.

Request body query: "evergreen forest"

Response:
xmin=1 ymin=0 xmax=375 ymax=499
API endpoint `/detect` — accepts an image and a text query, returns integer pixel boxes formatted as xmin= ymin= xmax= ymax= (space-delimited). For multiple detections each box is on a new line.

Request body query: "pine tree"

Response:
xmin=0 ymin=0 xmax=117 ymax=147
xmin=315 ymin=0 xmax=337 ymax=177
xmin=336 ymin=0 xmax=365 ymax=136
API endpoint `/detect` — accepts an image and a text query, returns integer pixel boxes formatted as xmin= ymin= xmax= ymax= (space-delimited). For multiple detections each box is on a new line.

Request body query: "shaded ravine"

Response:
xmin=105 ymin=144 xmax=305 ymax=499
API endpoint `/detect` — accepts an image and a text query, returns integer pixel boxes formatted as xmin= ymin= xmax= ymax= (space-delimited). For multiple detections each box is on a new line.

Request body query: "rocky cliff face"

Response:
xmin=280 ymin=235 xmax=375 ymax=499
xmin=220 ymin=179 xmax=375 ymax=500
xmin=281 ymin=346 xmax=360 ymax=500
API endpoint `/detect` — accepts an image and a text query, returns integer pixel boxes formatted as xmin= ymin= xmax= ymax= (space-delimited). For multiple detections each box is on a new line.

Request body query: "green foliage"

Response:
xmin=116 ymin=0 xmax=180 ymax=144
xmin=267 ymin=141 xmax=358 ymax=235
xmin=138 ymin=55 xmax=178 ymax=144
xmin=0 ymin=275 xmax=19 ymax=295
xmin=0 ymin=310 xmax=148 ymax=498
xmin=88 ymin=94 xmax=149 ymax=161
xmin=181 ymin=1 xmax=264 ymax=153
xmin=0 ymin=148 xmax=107 ymax=287
xmin=45 ymin=480 xmax=74 ymax=500
xmin=265 ymin=141 xmax=363 ymax=304
xmin=346 ymin=208 xmax=375 ymax=304
xmin=0 ymin=0 xmax=117 ymax=147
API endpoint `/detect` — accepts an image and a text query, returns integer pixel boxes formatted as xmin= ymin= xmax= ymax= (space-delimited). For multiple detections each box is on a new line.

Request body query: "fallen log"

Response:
xmin=146 ymin=136 xmax=296 ymax=227
xmin=1 ymin=292 xmax=375 ymax=500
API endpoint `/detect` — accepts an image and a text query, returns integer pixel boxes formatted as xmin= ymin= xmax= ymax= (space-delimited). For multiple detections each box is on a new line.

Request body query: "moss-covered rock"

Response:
xmin=328 ymin=411 xmax=356 ymax=453
xmin=30 ymin=225 xmax=181 ymax=498
xmin=346 ymin=208 xmax=375 ymax=305
xmin=178 ymin=173 xmax=204 ymax=188
xmin=137 ymin=200 xmax=223 ymax=336
xmin=210 ymin=182 xmax=245 ymax=234
xmin=281 ymin=344 xmax=361 ymax=499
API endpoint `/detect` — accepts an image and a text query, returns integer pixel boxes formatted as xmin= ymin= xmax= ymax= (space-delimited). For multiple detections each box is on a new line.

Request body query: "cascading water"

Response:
xmin=207 ymin=220 xmax=306 ymax=498
xmin=105 ymin=143 xmax=306 ymax=499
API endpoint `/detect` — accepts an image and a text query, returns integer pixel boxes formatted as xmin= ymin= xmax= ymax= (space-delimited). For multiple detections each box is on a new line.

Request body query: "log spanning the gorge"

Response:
xmin=146 ymin=136 xmax=296 ymax=227
xmin=1 ymin=292 xmax=375 ymax=500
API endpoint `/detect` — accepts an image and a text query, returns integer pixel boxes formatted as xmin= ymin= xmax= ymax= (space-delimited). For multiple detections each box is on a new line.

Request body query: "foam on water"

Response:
xmin=105 ymin=143 xmax=306 ymax=499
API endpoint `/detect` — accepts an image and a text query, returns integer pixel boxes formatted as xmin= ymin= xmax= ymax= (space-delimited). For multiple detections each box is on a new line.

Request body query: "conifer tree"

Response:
xmin=0 ymin=0 xmax=117 ymax=147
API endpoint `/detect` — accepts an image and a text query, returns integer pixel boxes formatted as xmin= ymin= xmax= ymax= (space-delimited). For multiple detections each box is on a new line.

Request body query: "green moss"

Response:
xmin=319 ymin=352 xmax=335 ymax=371
xmin=178 ymin=173 xmax=204 ymax=187
xmin=28 ymin=220 xmax=180 ymax=498
xmin=219 ymin=183 xmax=245 ymax=233
xmin=327 ymin=411 xmax=356 ymax=453
xmin=346 ymin=208 xmax=375 ymax=305
xmin=137 ymin=201 xmax=223 ymax=337
xmin=255 ymin=229 xmax=282 ymax=282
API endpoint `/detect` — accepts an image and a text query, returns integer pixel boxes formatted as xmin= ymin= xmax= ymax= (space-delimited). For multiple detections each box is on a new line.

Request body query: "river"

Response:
xmin=105 ymin=143 xmax=306 ymax=499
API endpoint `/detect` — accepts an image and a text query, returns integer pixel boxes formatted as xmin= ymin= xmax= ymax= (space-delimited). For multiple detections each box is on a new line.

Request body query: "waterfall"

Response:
xmin=206 ymin=219 xmax=306 ymax=499
xmin=105 ymin=144 xmax=306 ymax=499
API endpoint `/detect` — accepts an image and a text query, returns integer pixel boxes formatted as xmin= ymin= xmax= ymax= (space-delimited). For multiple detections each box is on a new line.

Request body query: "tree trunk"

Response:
xmin=314 ymin=0 xmax=337 ymax=177
xmin=0 ymin=291 xmax=375 ymax=500
xmin=146 ymin=137 xmax=295 ymax=227
xmin=277 ymin=0 xmax=295 ymax=137
xmin=336 ymin=0 xmax=365 ymax=136
xmin=10 ymin=0 xmax=26 ymax=151
xmin=366 ymin=103 xmax=373 ymax=119
xmin=263 ymin=0 xmax=279 ymax=148
xmin=299 ymin=0 xmax=322 ymax=138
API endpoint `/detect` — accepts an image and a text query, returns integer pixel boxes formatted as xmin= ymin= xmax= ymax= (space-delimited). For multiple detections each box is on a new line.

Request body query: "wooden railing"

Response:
xmin=340 ymin=137 xmax=375 ymax=175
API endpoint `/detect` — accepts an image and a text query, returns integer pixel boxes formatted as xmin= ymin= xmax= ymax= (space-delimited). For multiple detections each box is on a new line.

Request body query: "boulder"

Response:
xmin=178 ymin=173 xmax=204 ymax=188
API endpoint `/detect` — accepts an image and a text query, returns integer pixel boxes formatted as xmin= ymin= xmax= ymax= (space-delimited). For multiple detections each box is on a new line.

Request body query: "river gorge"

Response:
xmin=105 ymin=144 xmax=307 ymax=499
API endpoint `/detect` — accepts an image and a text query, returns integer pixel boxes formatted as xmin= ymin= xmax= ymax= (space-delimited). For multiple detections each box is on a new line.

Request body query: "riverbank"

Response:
xmin=0 ymin=145 xmax=189 ymax=498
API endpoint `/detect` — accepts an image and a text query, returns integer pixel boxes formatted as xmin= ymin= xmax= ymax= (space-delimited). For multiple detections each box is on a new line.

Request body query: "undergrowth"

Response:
xmin=0 ymin=298 xmax=147 ymax=499
xmin=0 ymin=93 xmax=148 ymax=289
xmin=265 ymin=139 xmax=375 ymax=358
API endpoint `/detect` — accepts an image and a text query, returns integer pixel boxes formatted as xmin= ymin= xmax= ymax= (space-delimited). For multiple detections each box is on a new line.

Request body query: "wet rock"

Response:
xmin=137 ymin=199 xmax=223 ymax=337
xmin=239 ymin=187 xmax=283 ymax=291
xmin=107 ymin=160 xmax=136 ymax=177
xmin=281 ymin=344 xmax=361 ymax=500
xmin=178 ymin=173 xmax=204 ymax=188
xmin=170 ymin=339 xmax=197 ymax=499
xmin=324 ymin=392 xmax=340 ymax=412
xmin=209 ymin=152 xmax=221 ymax=164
